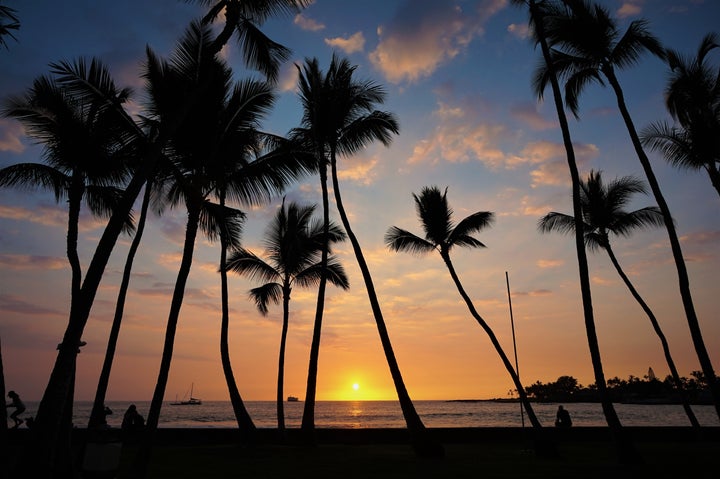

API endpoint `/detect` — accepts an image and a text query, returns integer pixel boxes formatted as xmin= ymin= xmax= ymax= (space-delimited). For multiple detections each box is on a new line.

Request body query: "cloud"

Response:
xmin=294 ymin=13 xmax=325 ymax=32
xmin=510 ymin=103 xmax=557 ymax=130
xmin=336 ymin=155 xmax=380 ymax=185
xmin=407 ymin=98 xmax=510 ymax=168
xmin=617 ymin=1 xmax=643 ymax=19
xmin=511 ymin=141 xmax=599 ymax=187
xmin=325 ymin=31 xmax=365 ymax=54
xmin=0 ymin=254 xmax=66 ymax=270
xmin=369 ymin=0 xmax=507 ymax=84
xmin=0 ymin=293 xmax=63 ymax=315
xmin=507 ymin=22 xmax=530 ymax=40
xmin=0 ymin=118 xmax=25 ymax=154
xmin=537 ymin=259 xmax=563 ymax=268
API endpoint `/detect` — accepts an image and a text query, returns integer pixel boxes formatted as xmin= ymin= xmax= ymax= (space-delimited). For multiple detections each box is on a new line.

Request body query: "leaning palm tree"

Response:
xmin=511 ymin=0 xmax=640 ymax=463
xmin=539 ymin=170 xmax=701 ymax=429
xmin=187 ymin=0 xmax=311 ymax=82
xmin=1 ymin=58 xmax=141 ymax=476
xmin=317 ymin=54 xmax=443 ymax=457
xmin=0 ymin=1 xmax=19 ymax=50
xmin=130 ymin=21 xmax=311 ymax=479
xmin=641 ymin=33 xmax=720 ymax=198
xmin=226 ymin=199 xmax=349 ymax=437
xmin=386 ymin=186 xmax=557 ymax=455
xmin=541 ymin=0 xmax=720 ymax=420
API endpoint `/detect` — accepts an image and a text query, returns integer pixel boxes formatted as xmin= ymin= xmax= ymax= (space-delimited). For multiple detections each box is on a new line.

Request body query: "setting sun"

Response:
xmin=352 ymin=383 xmax=360 ymax=391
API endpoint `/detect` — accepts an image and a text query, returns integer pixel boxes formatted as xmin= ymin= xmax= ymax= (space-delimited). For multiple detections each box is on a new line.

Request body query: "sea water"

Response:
xmin=16 ymin=400 xmax=720 ymax=429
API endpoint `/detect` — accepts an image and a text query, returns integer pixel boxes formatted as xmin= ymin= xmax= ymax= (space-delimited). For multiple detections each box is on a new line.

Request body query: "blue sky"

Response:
xmin=1 ymin=0 xmax=719 ymax=406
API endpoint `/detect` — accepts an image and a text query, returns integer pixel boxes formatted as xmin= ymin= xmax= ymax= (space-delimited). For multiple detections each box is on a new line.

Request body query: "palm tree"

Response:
xmin=1 ymin=58 xmax=143 ymax=476
xmin=641 ymin=33 xmax=720 ymax=197
xmin=511 ymin=0 xmax=640 ymax=463
xmin=308 ymin=54 xmax=442 ymax=458
xmin=131 ymin=21 xmax=311 ymax=478
xmin=188 ymin=0 xmax=311 ymax=82
xmin=0 ymin=1 xmax=19 ymax=49
xmin=541 ymin=0 xmax=720 ymax=421
xmin=386 ymin=185 xmax=558 ymax=455
xmin=226 ymin=199 xmax=349 ymax=436
xmin=539 ymin=170 xmax=701 ymax=429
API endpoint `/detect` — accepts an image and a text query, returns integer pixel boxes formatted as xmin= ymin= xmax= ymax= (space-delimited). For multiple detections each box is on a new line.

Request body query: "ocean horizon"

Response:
xmin=15 ymin=400 xmax=720 ymax=429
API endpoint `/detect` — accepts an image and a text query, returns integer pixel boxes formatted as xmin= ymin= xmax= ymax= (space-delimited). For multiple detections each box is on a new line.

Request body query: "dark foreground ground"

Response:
xmin=7 ymin=427 xmax=720 ymax=478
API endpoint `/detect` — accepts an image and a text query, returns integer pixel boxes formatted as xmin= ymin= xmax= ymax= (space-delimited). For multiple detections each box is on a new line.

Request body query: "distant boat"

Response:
xmin=171 ymin=383 xmax=202 ymax=405
xmin=287 ymin=396 xmax=299 ymax=402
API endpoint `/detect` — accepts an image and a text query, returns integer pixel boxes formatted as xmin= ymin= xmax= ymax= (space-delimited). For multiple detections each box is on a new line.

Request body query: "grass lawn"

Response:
xmin=115 ymin=439 xmax=719 ymax=479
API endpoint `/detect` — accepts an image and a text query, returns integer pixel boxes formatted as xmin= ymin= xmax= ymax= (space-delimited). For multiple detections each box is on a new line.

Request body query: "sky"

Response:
xmin=1 ymin=0 xmax=719 ymax=404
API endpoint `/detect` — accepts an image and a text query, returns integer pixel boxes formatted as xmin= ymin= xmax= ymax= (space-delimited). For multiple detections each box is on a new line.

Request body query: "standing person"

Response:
xmin=6 ymin=390 xmax=26 ymax=428
xmin=555 ymin=405 xmax=572 ymax=428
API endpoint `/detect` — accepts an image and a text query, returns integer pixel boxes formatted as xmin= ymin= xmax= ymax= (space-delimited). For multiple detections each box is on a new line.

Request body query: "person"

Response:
xmin=100 ymin=405 xmax=113 ymax=427
xmin=121 ymin=404 xmax=144 ymax=431
xmin=555 ymin=405 xmax=572 ymax=428
xmin=6 ymin=390 xmax=26 ymax=428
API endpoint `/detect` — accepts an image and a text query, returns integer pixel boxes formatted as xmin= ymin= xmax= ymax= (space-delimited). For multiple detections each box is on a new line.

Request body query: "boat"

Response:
xmin=171 ymin=383 xmax=202 ymax=405
xmin=287 ymin=396 xmax=299 ymax=402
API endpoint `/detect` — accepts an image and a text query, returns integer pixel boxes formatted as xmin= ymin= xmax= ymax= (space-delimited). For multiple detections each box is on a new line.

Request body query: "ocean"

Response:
xmin=17 ymin=400 xmax=720 ymax=429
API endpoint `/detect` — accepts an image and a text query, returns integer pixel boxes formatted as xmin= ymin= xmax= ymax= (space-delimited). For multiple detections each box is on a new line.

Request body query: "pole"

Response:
xmin=506 ymin=271 xmax=525 ymax=429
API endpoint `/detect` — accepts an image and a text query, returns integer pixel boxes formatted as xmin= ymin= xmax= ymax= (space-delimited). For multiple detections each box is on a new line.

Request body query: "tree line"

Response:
xmin=523 ymin=371 xmax=714 ymax=404
xmin=0 ymin=0 xmax=719 ymax=476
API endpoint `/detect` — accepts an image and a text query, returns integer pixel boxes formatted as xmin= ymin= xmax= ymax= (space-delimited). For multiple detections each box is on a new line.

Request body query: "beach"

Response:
xmin=7 ymin=426 xmax=720 ymax=478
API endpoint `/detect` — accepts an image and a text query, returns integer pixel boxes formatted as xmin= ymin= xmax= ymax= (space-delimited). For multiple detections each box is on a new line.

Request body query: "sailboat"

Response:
xmin=170 ymin=383 xmax=202 ymax=405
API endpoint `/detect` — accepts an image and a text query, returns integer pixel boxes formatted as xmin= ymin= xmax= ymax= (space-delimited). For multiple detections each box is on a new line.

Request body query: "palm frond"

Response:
xmin=384 ymin=226 xmax=435 ymax=255
xmin=248 ymin=282 xmax=283 ymax=315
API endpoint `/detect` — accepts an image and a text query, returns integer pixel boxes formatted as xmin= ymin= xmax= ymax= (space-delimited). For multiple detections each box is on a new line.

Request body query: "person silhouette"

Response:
xmin=555 ymin=405 xmax=572 ymax=428
xmin=121 ymin=404 xmax=144 ymax=431
xmin=6 ymin=390 xmax=26 ymax=428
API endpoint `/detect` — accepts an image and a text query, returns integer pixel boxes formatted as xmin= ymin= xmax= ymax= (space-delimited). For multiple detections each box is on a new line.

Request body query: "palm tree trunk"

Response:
xmin=16 ymin=156 xmax=154 ymax=478
xmin=440 ymin=251 xmax=560 ymax=456
xmin=604 ymin=244 xmax=701 ymax=430
xmin=218 ymin=191 xmax=256 ymax=442
xmin=89 ymin=182 xmax=152 ymax=429
xmin=605 ymin=68 xmax=720 ymax=420
xmin=330 ymin=158 xmax=443 ymax=458
xmin=277 ymin=285 xmax=291 ymax=436
xmin=301 ymin=160 xmax=329 ymax=437
xmin=704 ymin=164 xmax=720 ymax=199
xmin=132 ymin=202 xmax=201 ymax=479
xmin=527 ymin=0 xmax=639 ymax=464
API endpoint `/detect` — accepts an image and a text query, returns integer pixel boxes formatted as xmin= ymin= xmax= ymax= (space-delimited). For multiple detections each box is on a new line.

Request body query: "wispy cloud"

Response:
xmin=0 ymin=118 xmax=25 ymax=154
xmin=0 ymin=293 xmax=63 ymax=315
xmin=325 ymin=31 xmax=365 ymax=54
xmin=0 ymin=254 xmax=65 ymax=270
xmin=369 ymin=0 xmax=507 ymax=84
xmin=294 ymin=13 xmax=325 ymax=32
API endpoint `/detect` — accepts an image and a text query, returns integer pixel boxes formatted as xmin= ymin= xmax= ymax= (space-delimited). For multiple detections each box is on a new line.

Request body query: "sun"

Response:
xmin=352 ymin=383 xmax=360 ymax=391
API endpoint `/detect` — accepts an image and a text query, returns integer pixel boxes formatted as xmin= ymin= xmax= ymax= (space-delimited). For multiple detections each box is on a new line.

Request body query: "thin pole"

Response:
xmin=506 ymin=271 xmax=525 ymax=428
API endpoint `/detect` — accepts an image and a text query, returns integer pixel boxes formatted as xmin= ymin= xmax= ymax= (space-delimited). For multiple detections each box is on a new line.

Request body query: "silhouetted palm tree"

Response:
xmin=641 ymin=33 xmax=720 ymax=197
xmin=386 ymin=186 xmax=557 ymax=453
xmin=131 ymin=21 xmax=311 ymax=478
xmin=188 ymin=0 xmax=310 ymax=82
xmin=511 ymin=0 xmax=639 ymax=463
xmin=539 ymin=170 xmax=701 ymax=429
xmin=1 ymin=58 xmax=142 ymax=476
xmin=226 ymin=199 xmax=348 ymax=436
xmin=541 ymin=0 xmax=720 ymax=421
xmin=317 ymin=54 xmax=443 ymax=457
xmin=0 ymin=1 xmax=19 ymax=49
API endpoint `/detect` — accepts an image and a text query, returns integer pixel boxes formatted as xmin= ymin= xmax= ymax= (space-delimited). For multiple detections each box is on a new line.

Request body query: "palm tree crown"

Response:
xmin=538 ymin=170 xmax=664 ymax=250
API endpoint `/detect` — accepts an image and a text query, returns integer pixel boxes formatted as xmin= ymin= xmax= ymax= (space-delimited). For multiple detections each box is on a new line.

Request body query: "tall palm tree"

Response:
xmin=1 ymin=58 xmax=143 ymax=477
xmin=0 ymin=1 xmax=19 ymax=50
xmin=386 ymin=186 xmax=557 ymax=455
xmin=131 ymin=21 xmax=311 ymax=478
xmin=539 ymin=170 xmax=701 ymax=429
xmin=541 ymin=0 xmax=720 ymax=420
xmin=312 ymin=54 xmax=443 ymax=457
xmin=291 ymin=57 xmax=337 ymax=440
xmin=226 ymin=199 xmax=349 ymax=436
xmin=511 ymin=0 xmax=640 ymax=463
xmin=641 ymin=33 xmax=720 ymax=198
xmin=187 ymin=0 xmax=311 ymax=82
